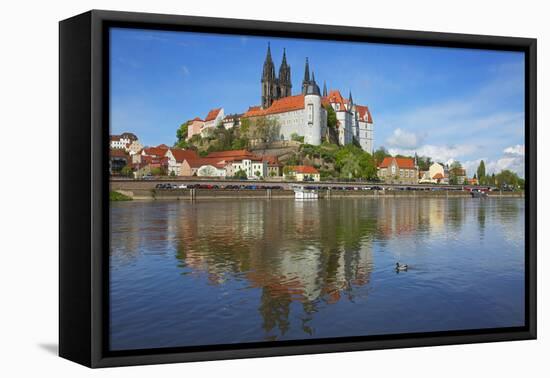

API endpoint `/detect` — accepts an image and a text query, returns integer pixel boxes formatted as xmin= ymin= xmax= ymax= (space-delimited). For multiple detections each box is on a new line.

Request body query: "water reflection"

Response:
xmin=110 ymin=197 xmax=525 ymax=350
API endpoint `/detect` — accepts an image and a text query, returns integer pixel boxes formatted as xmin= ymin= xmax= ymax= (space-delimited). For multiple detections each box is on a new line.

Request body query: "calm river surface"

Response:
xmin=110 ymin=197 xmax=525 ymax=351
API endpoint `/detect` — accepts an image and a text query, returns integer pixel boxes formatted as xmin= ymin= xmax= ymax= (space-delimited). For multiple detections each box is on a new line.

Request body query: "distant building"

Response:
xmin=110 ymin=132 xmax=138 ymax=150
xmin=263 ymin=155 xmax=282 ymax=177
xmin=222 ymin=114 xmax=242 ymax=129
xmin=377 ymin=157 xmax=418 ymax=184
xmin=109 ymin=149 xmax=130 ymax=174
xmin=467 ymin=177 xmax=479 ymax=186
xmin=419 ymin=162 xmax=447 ymax=184
xmin=187 ymin=117 xmax=204 ymax=140
xmin=165 ymin=148 xmax=199 ymax=176
xmin=180 ymin=158 xmax=226 ymax=177
xmin=284 ymin=165 xmax=320 ymax=182
xmin=201 ymin=108 xmax=225 ymax=136
xmin=126 ymin=140 xmax=143 ymax=155
xmin=449 ymin=166 xmax=467 ymax=184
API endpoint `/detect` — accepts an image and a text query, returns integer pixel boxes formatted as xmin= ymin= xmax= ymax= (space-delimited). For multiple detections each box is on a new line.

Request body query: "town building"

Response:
xmin=109 ymin=149 xmax=130 ymax=174
xmin=110 ymin=132 xmax=138 ymax=149
xmin=186 ymin=117 xmax=204 ymax=140
xmin=222 ymin=114 xmax=242 ymax=129
xmin=419 ymin=162 xmax=448 ymax=184
xmin=180 ymin=158 xmax=226 ymax=177
xmin=165 ymin=148 xmax=199 ymax=176
xmin=201 ymin=108 xmax=224 ymax=136
xmin=126 ymin=140 xmax=143 ymax=155
xmin=377 ymin=157 xmax=418 ymax=184
xmin=284 ymin=165 xmax=320 ymax=182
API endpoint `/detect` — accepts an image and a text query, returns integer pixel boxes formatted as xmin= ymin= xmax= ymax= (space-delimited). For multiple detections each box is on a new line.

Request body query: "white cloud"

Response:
xmin=388 ymin=144 xmax=477 ymax=165
xmin=503 ymin=144 xmax=525 ymax=156
xmin=386 ymin=128 xmax=423 ymax=149
xmin=462 ymin=144 xmax=525 ymax=178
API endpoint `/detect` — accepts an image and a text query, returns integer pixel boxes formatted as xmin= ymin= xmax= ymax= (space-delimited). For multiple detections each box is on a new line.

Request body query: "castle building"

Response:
xmin=191 ymin=44 xmax=374 ymax=151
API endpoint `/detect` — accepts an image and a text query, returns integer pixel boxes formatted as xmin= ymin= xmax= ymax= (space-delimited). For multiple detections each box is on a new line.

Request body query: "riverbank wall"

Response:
xmin=110 ymin=187 xmax=524 ymax=201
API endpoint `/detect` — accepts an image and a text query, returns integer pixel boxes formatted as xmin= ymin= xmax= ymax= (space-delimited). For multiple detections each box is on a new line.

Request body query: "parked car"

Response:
xmin=178 ymin=184 xmax=187 ymax=189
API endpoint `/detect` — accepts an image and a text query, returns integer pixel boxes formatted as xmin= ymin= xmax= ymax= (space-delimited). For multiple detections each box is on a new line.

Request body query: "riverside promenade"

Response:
xmin=110 ymin=179 xmax=523 ymax=200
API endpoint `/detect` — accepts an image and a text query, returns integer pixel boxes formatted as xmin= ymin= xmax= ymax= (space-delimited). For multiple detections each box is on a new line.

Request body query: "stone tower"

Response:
xmin=261 ymin=43 xmax=277 ymax=109
xmin=261 ymin=44 xmax=292 ymax=109
xmin=278 ymin=48 xmax=292 ymax=98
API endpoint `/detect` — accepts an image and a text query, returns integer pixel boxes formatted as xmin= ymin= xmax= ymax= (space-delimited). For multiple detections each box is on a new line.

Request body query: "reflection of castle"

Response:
xmin=172 ymin=200 xmax=375 ymax=335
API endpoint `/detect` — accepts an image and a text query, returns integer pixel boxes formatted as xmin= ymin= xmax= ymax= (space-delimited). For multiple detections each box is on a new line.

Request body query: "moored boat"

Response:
xmin=292 ymin=185 xmax=319 ymax=199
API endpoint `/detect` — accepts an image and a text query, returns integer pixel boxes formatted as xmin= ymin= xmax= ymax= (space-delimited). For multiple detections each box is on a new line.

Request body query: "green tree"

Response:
xmin=120 ymin=165 xmax=133 ymax=178
xmin=234 ymin=169 xmax=247 ymax=180
xmin=323 ymin=104 xmax=337 ymax=129
xmin=240 ymin=118 xmax=251 ymax=138
xmin=477 ymin=160 xmax=486 ymax=184
xmin=373 ymin=146 xmax=390 ymax=165
xmin=495 ymin=169 xmax=522 ymax=190
xmin=290 ymin=133 xmax=305 ymax=143
xmin=254 ymin=117 xmax=280 ymax=144
xmin=175 ymin=121 xmax=190 ymax=148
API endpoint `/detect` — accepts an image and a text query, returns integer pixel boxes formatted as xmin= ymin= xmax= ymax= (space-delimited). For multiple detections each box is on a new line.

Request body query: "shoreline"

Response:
xmin=110 ymin=188 xmax=524 ymax=201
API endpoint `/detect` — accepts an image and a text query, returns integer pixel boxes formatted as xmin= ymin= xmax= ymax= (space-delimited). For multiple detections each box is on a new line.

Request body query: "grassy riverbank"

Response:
xmin=110 ymin=191 xmax=133 ymax=201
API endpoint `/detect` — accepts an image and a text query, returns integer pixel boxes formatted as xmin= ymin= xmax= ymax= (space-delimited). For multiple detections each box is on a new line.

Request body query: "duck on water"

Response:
xmin=395 ymin=262 xmax=408 ymax=272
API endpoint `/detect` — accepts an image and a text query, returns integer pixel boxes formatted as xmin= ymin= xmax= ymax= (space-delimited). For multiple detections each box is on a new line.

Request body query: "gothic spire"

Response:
xmin=348 ymin=90 xmax=353 ymax=106
xmin=281 ymin=48 xmax=287 ymax=66
xmin=262 ymin=42 xmax=275 ymax=80
xmin=312 ymin=71 xmax=316 ymax=83
xmin=323 ymin=81 xmax=327 ymax=97
xmin=303 ymin=57 xmax=310 ymax=82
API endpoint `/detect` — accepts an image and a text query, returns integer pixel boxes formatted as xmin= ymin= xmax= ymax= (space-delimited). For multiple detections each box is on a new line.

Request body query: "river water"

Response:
xmin=109 ymin=197 xmax=525 ymax=351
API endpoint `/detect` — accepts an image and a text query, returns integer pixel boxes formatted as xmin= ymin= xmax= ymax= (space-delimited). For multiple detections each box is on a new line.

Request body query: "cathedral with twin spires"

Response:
xmin=189 ymin=44 xmax=374 ymax=153
xmin=255 ymin=44 xmax=374 ymax=152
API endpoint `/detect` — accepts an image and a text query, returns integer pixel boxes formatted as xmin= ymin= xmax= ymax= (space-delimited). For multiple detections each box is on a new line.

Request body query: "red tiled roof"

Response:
xmin=206 ymin=150 xmax=254 ymax=159
xmin=190 ymin=117 xmax=204 ymax=122
xmin=378 ymin=157 xmax=415 ymax=169
xmin=433 ymin=173 xmax=444 ymax=179
xmin=242 ymin=106 xmax=263 ymax=118
xmin=326 ymin=90 xmax=347 ymax=111
xmin=355 ymin=105 xmax=373 ymax=123
xmin=288 ymin=165 xmax=319 ymax=174
xmin=143 ymin=145 xmax=169 ymax=157
xmin=169 ymin=148 xmax=199 ymax=162
xmin=186 ymin=158 xmax=225 ymax=169
xmin=110 ymin=149 xmax=128 ymax=158
xmin=264 ymin=95 xmax=304 ymax=115
xmin=242 ymin=95 xmax=305 ymax=118
xmin=262 ymin=155 xmax=280 ymax=166
xmin=205 ymin=108 xmax=222 ymax=122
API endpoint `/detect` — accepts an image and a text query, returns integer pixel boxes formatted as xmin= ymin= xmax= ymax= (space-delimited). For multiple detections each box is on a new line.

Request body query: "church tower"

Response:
xmin=261 ymin=43 xmax=277 ymax=109
xmin=278 ymin=48 xmax=292 ymax=98
xmin=301 ymin=57 xmax=311 ymax=94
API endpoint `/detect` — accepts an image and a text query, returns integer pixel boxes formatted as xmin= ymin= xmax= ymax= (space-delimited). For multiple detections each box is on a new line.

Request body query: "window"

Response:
xmin=307 ymin=104 xmax=314 ymax=125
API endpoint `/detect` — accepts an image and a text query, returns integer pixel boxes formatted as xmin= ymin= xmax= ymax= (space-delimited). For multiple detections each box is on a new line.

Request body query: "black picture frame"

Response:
xmin=59 ymin=9 xmax=537 ymax=368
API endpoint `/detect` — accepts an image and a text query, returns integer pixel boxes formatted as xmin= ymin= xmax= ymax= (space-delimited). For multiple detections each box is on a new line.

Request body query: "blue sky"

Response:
xmin=110 ymin=27 xmax=525 ymax=176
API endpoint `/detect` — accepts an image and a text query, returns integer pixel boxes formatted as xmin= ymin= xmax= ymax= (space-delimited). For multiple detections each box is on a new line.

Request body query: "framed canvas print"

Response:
xmin=59 ymin=10 xmax=536 ymax=368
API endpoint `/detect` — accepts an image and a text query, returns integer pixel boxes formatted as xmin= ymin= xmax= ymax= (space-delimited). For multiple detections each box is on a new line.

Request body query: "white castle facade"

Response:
xmin=244 ymin=44 xmax=374 ymax=153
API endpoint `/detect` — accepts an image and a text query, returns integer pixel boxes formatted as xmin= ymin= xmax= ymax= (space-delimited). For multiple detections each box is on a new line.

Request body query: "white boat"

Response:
xmin=292 ymin=185 xmax=319 ymax=200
